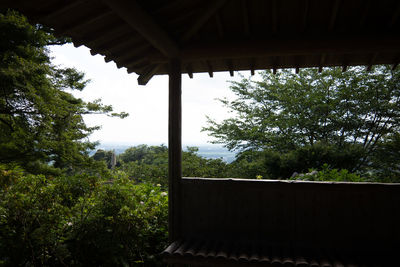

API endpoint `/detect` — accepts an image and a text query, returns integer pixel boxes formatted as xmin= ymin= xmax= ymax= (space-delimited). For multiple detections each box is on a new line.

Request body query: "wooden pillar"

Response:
xmin=168 ymin=58 xmax=182 ymax=242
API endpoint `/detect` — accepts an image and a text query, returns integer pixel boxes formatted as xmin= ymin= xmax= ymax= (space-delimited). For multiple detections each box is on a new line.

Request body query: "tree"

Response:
xmin=203 ymin=66 xmax=400 ymax=177
xmin=0 ymin=10 xmax=127 ymax=173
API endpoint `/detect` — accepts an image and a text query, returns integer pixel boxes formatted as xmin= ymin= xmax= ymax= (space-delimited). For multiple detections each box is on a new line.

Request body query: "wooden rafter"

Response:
xmin=41 ymin=0 xmax=83 ymax=21
xmin=182 ymin=0 xmax=227 ymax=41
xmin=137 ymin=64 xmax=163 ymax=85
xmin=273 ymin=56 xmax=278 ymax=74
xmin=342 ymin=63 xmax=348 ymax=72
xmin=329 ymin=0 xmax=341 ymax=30
xmin=59 ymin=10 xmax=112 ymax=35
xmin=101 ymin=39 xmax=148 ymax=59
xmin=108 ymin=43 xmax=150 ymax=63
xmin=250 ymin=58 xmax=256 ymax=76
xmin=83 ymin=24 xmax=132 ymax=54
xmin=367 ymin=53 xmax=378 ymax=71
xmin=206 ymin=60 xmax=214 ymax=77
xmin=114 ymin=52 xmax=150 ymax=68
xmin=227 ymin=59 xmax=234 ymax=77
xmin=319 ymin=54 xmax=326 ymax=72
xmin=104 ymin=0 xmax=180 ymax=58
xmin=186 ymin=63 xmax=194 ymax=78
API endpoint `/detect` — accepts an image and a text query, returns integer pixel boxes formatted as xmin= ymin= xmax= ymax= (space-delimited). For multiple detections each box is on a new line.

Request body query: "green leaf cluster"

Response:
xmin=0 ymin=10 xmax=127 ymax=175
xmin=204 ymin=67 xmax=400 ymax=180
xmin=0 ymin=165 xmax=168 ymax=266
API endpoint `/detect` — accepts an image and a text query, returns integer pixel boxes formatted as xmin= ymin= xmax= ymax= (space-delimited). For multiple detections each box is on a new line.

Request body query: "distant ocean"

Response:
xmin=94 ymin=143 xmax=237 ymax=163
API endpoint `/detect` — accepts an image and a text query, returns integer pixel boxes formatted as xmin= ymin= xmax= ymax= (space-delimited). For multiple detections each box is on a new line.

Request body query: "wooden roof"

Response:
xmin=4 ymin=0 xmax=400 ymax=84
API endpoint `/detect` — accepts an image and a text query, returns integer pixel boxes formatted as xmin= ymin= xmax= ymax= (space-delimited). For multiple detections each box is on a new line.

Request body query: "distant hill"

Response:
xmin=94 ymin=143 xmax=236 ymax=163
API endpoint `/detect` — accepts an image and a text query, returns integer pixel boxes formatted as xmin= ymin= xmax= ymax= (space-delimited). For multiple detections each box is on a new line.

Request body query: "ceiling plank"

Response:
xmin=103 ymin=0 xmax=180 ymax=58
xmin=182 ymin=0 xmax=227 ymax=41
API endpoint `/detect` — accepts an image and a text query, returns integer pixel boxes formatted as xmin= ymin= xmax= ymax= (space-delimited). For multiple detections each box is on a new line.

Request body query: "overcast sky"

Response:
xmin=50 ymin=44 xmax=250 ymax=146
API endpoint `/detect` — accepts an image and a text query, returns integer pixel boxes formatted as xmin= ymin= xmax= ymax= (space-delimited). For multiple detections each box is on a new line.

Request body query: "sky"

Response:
xmin=50 ymin=44 xmax=250 ymax=146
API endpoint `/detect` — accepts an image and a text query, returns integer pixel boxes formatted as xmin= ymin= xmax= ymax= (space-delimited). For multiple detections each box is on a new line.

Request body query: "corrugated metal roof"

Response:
xmin=162 ymin=239 xmax=391 ymax=266
xmin=3 ymin=0 xmax=400 ymax=84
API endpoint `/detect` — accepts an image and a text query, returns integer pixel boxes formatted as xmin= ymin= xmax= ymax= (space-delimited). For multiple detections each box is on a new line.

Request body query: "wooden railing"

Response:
xmin=179 ymin=178 xmax=400 ymax=257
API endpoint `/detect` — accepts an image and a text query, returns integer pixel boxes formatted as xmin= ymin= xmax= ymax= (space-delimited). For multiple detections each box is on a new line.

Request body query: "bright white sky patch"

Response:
xmin=50 ymin=44 xmax=249 ymax=146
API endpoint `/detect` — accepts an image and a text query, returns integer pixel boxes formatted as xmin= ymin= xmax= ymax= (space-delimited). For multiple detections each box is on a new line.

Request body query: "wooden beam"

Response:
xmin=182 ymin=0 xmax=227 ymax=41
xmin=137 ymin=64 xmax=162 ymax=85
xmin=295 ymin=67 xmax=300 ymax=74
xmin=168 ymin=59 xmax=182 ymax=242
xmin=242 ymin=0 xmax=250 ymax=35
xmin=104 ymin=0 xmax=180 ymax=58
xmin=329 ymin=0 xmax=341 ymax=30
xmin=148 ymin=35 xmax=400 ymax=63
xmin=342 ymin=63 xmax=348 ymax=72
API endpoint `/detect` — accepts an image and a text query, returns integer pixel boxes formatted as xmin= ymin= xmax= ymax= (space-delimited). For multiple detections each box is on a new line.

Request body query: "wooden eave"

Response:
xmin=3 ymin=0 xmax=400 ymax=84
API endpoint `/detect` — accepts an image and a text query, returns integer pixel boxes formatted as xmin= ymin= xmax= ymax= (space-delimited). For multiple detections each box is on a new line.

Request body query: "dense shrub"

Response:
xmin=0 ymin=166 xmax=168 ymax=266
xmin=290 ymin=164 xmax=364 ymax=182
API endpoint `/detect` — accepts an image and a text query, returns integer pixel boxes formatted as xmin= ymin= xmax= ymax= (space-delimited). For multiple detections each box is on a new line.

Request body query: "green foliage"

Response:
xmin=290 ymin=164 xmax=364 ymax=182
xmin=204 ymin=67 xmax=400 ymax=178
xmin=118 ymin=145 xmax=230 ymax=187
xmin=0 ymin=10 xmax=127 ymax=174
xmin=0 ymin=166 xmax=168 ymax=266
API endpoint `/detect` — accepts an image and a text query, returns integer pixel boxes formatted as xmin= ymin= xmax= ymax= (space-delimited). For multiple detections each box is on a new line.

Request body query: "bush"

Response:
xmin=0 ymin=167 xmax=168 ymax=266
xmin=290 ymin=164 xmax=364 ymax=182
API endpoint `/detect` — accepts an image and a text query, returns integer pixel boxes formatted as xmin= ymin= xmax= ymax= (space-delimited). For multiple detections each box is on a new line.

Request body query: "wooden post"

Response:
xmin=168 ymin=59 xmax=182 ymax=242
